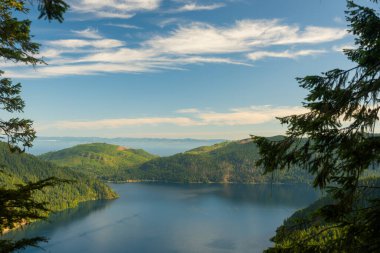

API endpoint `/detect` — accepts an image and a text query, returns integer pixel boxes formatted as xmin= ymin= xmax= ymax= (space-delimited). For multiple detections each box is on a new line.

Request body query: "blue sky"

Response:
xmin=2 ymin=0 xmax=355 ymax=139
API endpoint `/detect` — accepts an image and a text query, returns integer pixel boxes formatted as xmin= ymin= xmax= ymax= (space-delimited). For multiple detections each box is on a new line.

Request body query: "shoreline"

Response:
xmin=106 ymin=179 xmax=311 ymax=185
xmin=2 ymin=221 xmax=28 ymax=235
xmin=1 ymin=196 xmax=117 ymax=235
xmin=2 ymin=181 xmax=312 ymax=235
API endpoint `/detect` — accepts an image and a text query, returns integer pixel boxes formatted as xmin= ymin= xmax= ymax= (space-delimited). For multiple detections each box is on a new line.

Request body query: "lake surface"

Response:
xmin=5 ymin=183 xmax=320 ymax=253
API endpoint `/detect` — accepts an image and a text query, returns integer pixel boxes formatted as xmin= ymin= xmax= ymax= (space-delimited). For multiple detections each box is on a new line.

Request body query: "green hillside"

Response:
xmin=0 ymin=142 xmax=117 ymax=212
xmin=39 ymin=143 xmax=157 ymax=180
xmin=39 ymin=138 xmax=380 ymax=184
xmin=268 ymin=177 xmax=380 ymax=251
xmin=133 ymin=137 xmax=313 ymax=183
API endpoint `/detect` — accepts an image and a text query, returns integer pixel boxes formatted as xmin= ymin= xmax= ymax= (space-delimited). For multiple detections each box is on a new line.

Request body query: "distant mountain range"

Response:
xmin=39 ymin=138 xmax=314 ymax=183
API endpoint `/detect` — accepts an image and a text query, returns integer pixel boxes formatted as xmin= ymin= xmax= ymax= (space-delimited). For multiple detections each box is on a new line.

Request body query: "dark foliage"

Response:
xmin=0 ymin=0 xmax=69 ymax=252
xmin=253 ymin=1 xmax=380 ymax=252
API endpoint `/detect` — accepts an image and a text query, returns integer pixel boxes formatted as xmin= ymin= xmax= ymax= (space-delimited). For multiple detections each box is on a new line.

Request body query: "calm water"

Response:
xmin=5 ymin=183 xmax=320 ymax=253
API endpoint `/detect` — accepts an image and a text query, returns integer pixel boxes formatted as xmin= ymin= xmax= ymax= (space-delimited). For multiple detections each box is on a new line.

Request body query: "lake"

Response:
xmin=5 ymin=183 xmax=320 ymax=253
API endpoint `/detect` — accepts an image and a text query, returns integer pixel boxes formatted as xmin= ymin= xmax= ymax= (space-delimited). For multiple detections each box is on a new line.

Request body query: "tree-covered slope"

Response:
xmin=39 ymin=143 xmax=157 ymax=180
xmin=134 ymin=138 xmax=313 ymax=183
xmin=267 ymin=177 xmax=380 ymax=251
xmin=0 ymin=142 xmax=117 ymax=212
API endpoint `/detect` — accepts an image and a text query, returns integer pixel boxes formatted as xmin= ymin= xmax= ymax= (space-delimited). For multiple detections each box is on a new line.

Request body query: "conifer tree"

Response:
xmin=254 ymin=1 xmax=380 ymax=252
xmin=0 ymin=1 xmax=68 ymax=252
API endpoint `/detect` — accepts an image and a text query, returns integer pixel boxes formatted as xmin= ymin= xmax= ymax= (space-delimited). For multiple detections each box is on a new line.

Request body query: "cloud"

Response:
xmin=196 ymin=105 xmax=308 ymax=126
xmin=3 ymin=19 xmax=347 ymax=78
xmin=55 ymin=117 xmax=199 ymax=129
xmin=145 ymin=20 xmax=347 ymax=55
xmin=4 ymin=48 xmax=248 ymax=78
xmin=176 ymin=108 xmax=201 ymax=113
xmin=71 ymin=28 xmax=102 ymax=39
xmin=43 ymin=105 xmax=308 ymax=130
xmin=332 ymin=43 xmax=355 ymax=52
xmin=93 ymin=11 xmax=135 ymax=19
xmin=47 ymin=39 xmax=125 ymax=49
xmin=5 ymin=63 xmax=154 ymax=78
xmin=105 ymin=23 xmax=141 ymax=29
xmin=69 ymin=0 xmax=162 ymax=19
xmin=247 ymin=49 xmax=326 ymax=61
xmin=157 ymin=18 xmax=183 ymax=28
xmin=175 ymin=3 xmax=225 ymax=12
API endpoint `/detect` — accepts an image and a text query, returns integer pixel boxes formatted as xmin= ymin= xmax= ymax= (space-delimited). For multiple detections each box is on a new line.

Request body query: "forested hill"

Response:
xmin=39 ymin=143 xmax=157 ymax=180
xmin=38 ymin=138 xmax=314 ymax=183
xmin=0 ymin=142 xmax=117 ymax=212
xmin=133 ymin=137 xmax=313 ymax=183
xmin=44 ymin=137 xmax=380 ymax=184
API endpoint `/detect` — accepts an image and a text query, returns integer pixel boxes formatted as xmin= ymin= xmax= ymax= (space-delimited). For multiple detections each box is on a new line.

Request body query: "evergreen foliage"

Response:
xmin=269 ymin=177 xmax=380 ymax=252
xmin=112 ymin=138 xmax=313 ymax=183
xmin=0 ymin=1 xmax=76 ymax=252
xmin=42 ymin=139 xmax=380 ymax=184
xmin=0 ymin=141 xmax=117 ymax=251
xmin=41 ymin=138 xmax=307 ymax=183
xmin=39 ymin=143 xmax=157 ymax=180
xmin=253 ymin=1 xmax=380 ymax=252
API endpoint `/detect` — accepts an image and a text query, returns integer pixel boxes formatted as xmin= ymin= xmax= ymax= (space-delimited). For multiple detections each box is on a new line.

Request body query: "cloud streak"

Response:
xmin=247 ymin=49 xmax=326 ymax=60
xmin=42 ymin=105 xmax=308 ymax=130
xmin=175 ymin=2 xmax=225 ymax=12
xmin=145 ymin=20 xmax=346 ymax=54
xmin=3 ymin=19 xmax=347 ymax=78
xmin=47 ymin=39 xmax=125 ymax=49
xmin=105 ymin=23 xmax=141 ymax=29
xmin=69 ymin=0 xmax=162 ymax=19
xmin=71 ymin=28 xmax=102 ymax=39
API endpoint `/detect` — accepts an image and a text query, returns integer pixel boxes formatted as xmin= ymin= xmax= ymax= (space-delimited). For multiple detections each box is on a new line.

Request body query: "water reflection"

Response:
xmin=3 ymin=183 xmax=320 ymax=253
xmin=3 ymin=199 xmax=114 ymax=242
xmin=135 ymin=183 xmax=320 ymax=207
xmin=217 ymin=183 xmax=320 ymax=206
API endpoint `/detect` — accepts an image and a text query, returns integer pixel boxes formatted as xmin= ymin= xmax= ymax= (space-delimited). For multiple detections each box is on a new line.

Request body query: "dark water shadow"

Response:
xmin=135 ymin=183 xmax=320 ymax=208
xmin=2 ymin=199 xmax=115 ymax=241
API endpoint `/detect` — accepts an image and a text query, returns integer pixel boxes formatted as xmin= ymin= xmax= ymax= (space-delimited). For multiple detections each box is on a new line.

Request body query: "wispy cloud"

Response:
xmin=55 ymin=117 xmax=198 ymax=129
xmin=3 ymin=19 xmax=347 ymax=78
xmin=145 ymin=20 xmax=347 ymax=55
xmin=69 ymin=0 xmax=162 ymax=19
xmin=247 ymin=49 xmax=326 ymax=61
xmin=42 ymin=105 xmax=307 ymax=130
xmin=5 ymin=63 xmax=153 ymax=78
xmin=71 ymin=28 xmax=102 ymax=39
xmin=175 ymin=2 xmax=225 ymax=12
xmin=332 ymin=43 xmax=355 ymax=53
xmin=105 ymin=23 xmax=141 ymax=29
xmin=157 ymin=18 xmax=186 ymax=28
xmin=196 ymin=105 xmax=307 ymax=126
xmin=176 ymin=108 xmax=201 ymax=113
xmin=47 ymin=39 xmax=125 ymax=49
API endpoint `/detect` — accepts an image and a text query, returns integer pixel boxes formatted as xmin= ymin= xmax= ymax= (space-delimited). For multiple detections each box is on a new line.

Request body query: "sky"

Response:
xmin=1 ymin=0 xmax=356 ymax=139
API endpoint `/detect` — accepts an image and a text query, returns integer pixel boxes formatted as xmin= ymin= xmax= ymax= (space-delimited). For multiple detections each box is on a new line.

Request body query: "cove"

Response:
xmin=5 ymin=183 xmax=320 ymax=253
